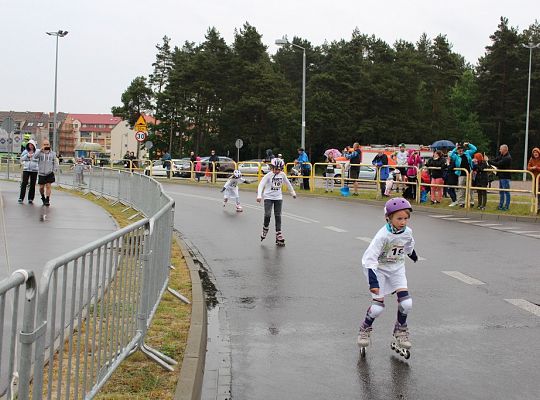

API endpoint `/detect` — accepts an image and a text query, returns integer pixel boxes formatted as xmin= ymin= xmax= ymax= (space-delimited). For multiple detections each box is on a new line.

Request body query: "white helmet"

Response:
xmin=233 ymin=169 xmax=242 ymax=178
xmin=270 ymin=158 xmax=284 ymax=170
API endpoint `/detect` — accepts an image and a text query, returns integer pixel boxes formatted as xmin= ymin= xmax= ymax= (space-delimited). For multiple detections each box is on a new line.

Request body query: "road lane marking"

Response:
xmin=474 ymin=223 xmax=502 ymax=227
xmin=441 ymin=217 xmax=470 ymax=221
xmin=355 ymin=237 xmax=372 ymax=243
xmin=505 ymin=230 xmax=540 ymax=234
xmin=460 ymin=220 xmax=482 ymax=224
xmin=442 ymin=271 xmax=485 ymax=285
xmin=526 ymin=234 xmax=540 ymax=239
xmin=324 ymin=226 xmax=347 ymax=233
xmin=504 ymin=299 xmax=540 ymax=317
xmin=418 ymin=256 xmax=427 ymax=261
xmin=429 ymin=215 xmax=453 ymax=218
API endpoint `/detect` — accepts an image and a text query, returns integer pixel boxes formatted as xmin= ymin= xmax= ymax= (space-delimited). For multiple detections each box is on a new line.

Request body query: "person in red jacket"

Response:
xmin=527 ymin=147 xmax=540 ymax=213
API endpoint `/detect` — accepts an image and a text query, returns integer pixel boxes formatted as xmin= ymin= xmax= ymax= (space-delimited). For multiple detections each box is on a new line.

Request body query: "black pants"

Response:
xmin=302 ymin=169 xmax=310 ymax=190
xmin=477 ymin=186 xmax=488 ymax=208
xmin=20 ymin=171 xmax=38 ymax=201
xmin=264 ymin=199 xmax=283 ymax=232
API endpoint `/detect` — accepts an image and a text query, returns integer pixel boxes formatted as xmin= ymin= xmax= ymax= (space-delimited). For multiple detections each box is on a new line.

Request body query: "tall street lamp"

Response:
xmin=522 ymin=42 xmax=540 ymax=181
xmin=46 ymin=30 xmax=69 ymax=153
xmin=275 ymin=37 xmax=306 ymax=149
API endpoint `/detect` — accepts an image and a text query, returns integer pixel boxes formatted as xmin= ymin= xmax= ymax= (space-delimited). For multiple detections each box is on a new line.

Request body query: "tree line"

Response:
xmin=112 ymin=17 xmax=540 ymax=166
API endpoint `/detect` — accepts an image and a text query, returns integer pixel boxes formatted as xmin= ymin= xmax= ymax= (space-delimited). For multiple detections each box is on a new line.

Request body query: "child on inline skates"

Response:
xmin=357 ymin=197 xmax=418 ymax=359
xmin=256 ymin=158 xmax=296 ymax=246
xmin=221 ymin=169 xmax=249 ymax=212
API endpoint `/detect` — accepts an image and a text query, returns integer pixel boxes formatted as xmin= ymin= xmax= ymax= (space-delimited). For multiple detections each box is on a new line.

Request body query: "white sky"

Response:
xmin=1 ymin=0 xmax=538 ymax=114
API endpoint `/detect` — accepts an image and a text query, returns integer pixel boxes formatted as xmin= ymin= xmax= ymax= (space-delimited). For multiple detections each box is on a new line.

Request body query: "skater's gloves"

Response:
xmin=407 ymin=249 xmax=418 ymax=263
xmin=220 ymin=187 xmax=225 ymax=192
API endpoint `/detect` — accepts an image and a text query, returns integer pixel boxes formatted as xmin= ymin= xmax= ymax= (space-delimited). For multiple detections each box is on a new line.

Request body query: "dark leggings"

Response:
xmin=20 ymin=171 xmax=37 ymax=201
xmin=264 ymin=199 xmax=283 ymax=232
xmin=477 ymin=186 xmax=487 ymax=208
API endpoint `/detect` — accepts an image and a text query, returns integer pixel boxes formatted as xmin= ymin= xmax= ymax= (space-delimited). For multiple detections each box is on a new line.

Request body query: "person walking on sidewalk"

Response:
xmin=32 ymin=139 xmax=58 ymax=206
xmin=18 ymin=139 xmax=39 ymax=204
xmin=257 ymin=158 xmax=296 ymax=246
xmin=357 ymin=198 xmax=418 ymax=356
xmin=487 ymin=144 xmax=512 ymax=211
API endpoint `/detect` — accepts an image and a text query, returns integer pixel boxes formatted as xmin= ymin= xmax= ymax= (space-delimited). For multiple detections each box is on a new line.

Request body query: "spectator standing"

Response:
xmin=472 ymin=153 xmax=489 ymax=210
xmin=190 ymin=151 xmax=197 ymax=180
xmin=161 ymin=150 xmax=172 ymax=179
xmin=32 ymin=139 xmax=58 ymax=206
xmin=487 ymin=144 xmax=512 ymax=211
xmin=404 ymin=150 xmax=421 ymax=200
xmin=527 ymin=147 xmax=540 ymax=213
xmin=445 ymin=157 xmax=458 ymax=204
xmin=372 ymin=149 xmax=389 ymax=197
xmin=448 ymin=142 xmax=477 ymax=207
xmin=195 ymin=155 xmax=202 ymax=182
xmin=325 ymin=154 xmax=337 ymax=193
xmin=384 ymin=169 xmax=401 ymax=196
xmin=426 ymin=150 xmax=446 ymax=204
xmin=18 ymin=139 xmax=39 ymax=204
xmin=295 ymin=148 xmax=311 ymax=190
xmin=208 ymin=150 xmax=219 ymax=183
xmin=392 ymin=143 xmax=409 ymax=191
xmin=344 ymin=143 xmax=362 ymax=195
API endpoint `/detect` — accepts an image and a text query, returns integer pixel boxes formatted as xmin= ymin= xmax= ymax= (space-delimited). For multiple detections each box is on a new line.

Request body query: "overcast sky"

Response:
xmin=1 ymin=0 xmax=538 ymax=115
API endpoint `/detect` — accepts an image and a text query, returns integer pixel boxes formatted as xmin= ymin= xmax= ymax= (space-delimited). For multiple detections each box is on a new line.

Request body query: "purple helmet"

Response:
xmin=384 ymin=197 xmax=412 ymax=217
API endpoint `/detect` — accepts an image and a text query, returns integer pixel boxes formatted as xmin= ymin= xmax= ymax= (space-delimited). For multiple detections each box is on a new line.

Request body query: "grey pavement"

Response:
xmin=0 ymin=179 xmax=117 ymax=394
xmin=165 ymin=182 xmax=540 ymax=400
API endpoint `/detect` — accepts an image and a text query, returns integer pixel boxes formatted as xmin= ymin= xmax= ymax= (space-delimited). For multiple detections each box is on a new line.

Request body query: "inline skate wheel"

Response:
xmin=360 ymin=347 xmax=366 ymax=357
xmin=390 ymin=342 xmax=396 ymax=351
xmin=400 ymin=348 xmax=410 ymax=359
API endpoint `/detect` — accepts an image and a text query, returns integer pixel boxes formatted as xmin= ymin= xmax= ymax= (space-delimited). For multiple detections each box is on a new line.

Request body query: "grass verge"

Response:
xmin=57 ymin=187 xmax=191 ymax=399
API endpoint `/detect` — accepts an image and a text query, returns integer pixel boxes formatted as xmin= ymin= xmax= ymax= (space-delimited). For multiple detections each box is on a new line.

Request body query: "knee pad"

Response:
xmin=367 ymin=300 xmax=385 ymax=319
xmin=397 ymin=291 xmax=412 ymax=314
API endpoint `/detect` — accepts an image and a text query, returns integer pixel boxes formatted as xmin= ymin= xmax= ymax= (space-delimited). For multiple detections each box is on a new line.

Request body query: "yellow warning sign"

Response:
xmin=134 ymin=115 xmax=147 ymax=132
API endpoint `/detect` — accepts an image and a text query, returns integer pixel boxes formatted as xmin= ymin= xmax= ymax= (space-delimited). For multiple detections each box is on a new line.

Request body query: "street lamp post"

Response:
xmin=46 ymin=30 xmax=69 ymax=153
xmin=522 ymin=42 xmax=540 ymax=181
xmin=275 ymin=37 xmax=306 ymax=149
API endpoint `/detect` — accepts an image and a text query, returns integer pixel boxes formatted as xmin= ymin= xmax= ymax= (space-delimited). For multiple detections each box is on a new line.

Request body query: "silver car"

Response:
xmin=237 ymin=161 xmax=270 ymax=175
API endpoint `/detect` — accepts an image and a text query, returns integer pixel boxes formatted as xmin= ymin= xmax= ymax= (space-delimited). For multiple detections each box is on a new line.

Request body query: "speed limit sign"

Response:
xmin=135 ymin=131 xmax=147 ymax=142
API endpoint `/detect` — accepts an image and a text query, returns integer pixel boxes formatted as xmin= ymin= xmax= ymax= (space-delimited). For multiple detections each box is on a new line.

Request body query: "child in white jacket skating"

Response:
xmin=221 ymin=170 xmax=248 ymax=211
xmin=357 ymin=197 xmax=418 ymax=358
xmin=256 ymin=158 xmax=296 ymax=245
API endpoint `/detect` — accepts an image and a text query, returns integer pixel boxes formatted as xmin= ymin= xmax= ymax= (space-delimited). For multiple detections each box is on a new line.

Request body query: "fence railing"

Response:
xmin=0 ymin=166 xmax=175 ymax=399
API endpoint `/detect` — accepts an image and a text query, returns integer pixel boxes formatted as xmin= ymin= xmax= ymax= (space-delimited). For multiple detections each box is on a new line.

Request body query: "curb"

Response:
xmin=174 ymin=234 xmax=207 ymax=400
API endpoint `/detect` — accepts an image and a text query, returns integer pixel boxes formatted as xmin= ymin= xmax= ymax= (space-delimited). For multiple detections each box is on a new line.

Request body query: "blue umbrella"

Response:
xmin=431 ymin=140 xmax=455 ymax=149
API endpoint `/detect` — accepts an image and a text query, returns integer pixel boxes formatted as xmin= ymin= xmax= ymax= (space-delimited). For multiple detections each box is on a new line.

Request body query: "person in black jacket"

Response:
xmin=208 ymin=150 xmax=219 ymax=183
xmin=426 ymin=150 xmax=447 ymax=204
xmin=487 ymin=144 xmax=512 ymax=211
xmin=472 ymin=153 xmax=489 ymax=210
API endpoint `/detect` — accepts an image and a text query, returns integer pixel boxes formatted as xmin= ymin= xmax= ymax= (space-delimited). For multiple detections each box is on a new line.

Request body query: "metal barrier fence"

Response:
xmin=0 ymin=166 xmax=175 ymax=399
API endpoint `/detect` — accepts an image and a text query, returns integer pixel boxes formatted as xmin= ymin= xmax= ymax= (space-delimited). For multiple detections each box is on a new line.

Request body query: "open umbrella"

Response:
xmin=430 ymin=140 xmax=455 ymax=150
xmin=324 ymin=148 xmax=342 ymax=159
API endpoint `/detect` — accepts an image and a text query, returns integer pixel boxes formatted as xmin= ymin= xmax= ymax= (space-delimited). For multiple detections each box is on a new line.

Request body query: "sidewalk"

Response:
xmin=0 ymin=180 xmax=118 ymax=281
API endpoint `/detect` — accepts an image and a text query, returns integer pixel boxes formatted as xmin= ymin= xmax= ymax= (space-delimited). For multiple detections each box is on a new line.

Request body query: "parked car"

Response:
xmin=176 ymin=157 xmax=193 ymax=177
xmin=199 ymin=156 xmax=236 ymax=173
xmin=326 ymin=162 xmax=377 ymax=182
xmin=144 ymin=159 xmax=182 ymax=177
xmin=237 ymin=161 xmax=270 ymax=175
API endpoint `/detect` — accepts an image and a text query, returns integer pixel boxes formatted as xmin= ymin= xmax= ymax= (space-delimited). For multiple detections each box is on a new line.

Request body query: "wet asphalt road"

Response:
xmin=164 ymin=182 xmax=540 ymax=400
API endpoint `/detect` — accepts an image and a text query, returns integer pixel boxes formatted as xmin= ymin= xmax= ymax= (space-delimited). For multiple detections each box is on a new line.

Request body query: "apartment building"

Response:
xmin=68 ymin=114 xmax=122 ymax=154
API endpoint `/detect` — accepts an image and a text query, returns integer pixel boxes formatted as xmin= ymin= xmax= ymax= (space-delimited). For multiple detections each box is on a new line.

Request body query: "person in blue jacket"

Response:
xmin=295 ymin=148 xmax=311 ymax=190
xmin=448 ymin=142 xmax=477 ymax=207
xmin=372 ymin=149 xmax=389 ymax=197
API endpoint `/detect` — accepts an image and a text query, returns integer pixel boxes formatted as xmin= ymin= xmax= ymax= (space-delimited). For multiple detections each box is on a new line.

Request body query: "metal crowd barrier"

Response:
xmin=0 ymin=167 xmax=175 ymax=399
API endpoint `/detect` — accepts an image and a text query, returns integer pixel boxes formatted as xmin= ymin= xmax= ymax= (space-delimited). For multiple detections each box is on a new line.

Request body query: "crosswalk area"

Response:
xmin=428 ymin=214 xmax=540 ymax=239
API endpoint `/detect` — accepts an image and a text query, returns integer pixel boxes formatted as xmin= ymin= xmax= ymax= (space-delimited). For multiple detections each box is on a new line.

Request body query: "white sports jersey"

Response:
xmin=223 ymin=177 xmax=246 ymax=199
xmin=362 ymin=225 xmax=415 ymax=272
xmin=257 ymin=171 xmax=296 ymax=200
xmin=395 ymin=150 xmax=408 ymax=167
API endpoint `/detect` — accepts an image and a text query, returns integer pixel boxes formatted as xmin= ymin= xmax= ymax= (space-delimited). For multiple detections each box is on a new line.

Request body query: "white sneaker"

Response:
xmin=449 ymin=201 xmax=458 ymax=207
xmin=357 ymin=326 xmax=372 ymax=347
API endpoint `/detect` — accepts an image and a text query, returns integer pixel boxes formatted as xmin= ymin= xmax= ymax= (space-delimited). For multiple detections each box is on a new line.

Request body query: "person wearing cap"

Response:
xmin=357 ymin=197 xmax=418 ymax=355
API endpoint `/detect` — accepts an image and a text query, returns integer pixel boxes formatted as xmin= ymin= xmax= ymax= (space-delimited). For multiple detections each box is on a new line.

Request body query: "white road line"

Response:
xmin=474 ymin=223 xmax=502 ymax=227
xmin=460 ymin=220 xmax=483 ymax=224
xmin=442 ymin=271 xmax=485 ymax=285
xmin=442 ymin=217 xmax=471 ymax=221
xmin=429 ymin=215 xmax=453 ymax=218
xmin=282 ymin=212 xmax=319 ymax=224
xmin=489 ymin=226 xmax=520 ymax=231
xmin=324 ymin=226 xmax=347 ymax=233
xmin=355 ymin=237 xmax=372 ymax=243
xmin=504 ymin=299 xmax=540 ymax=317
xmin=526 ymin=234 xmax=540 ymax=239
xmin=505 ymin=230 xmax=540 ymax=235
xmin=418 ymin=257 xmax=427 ymax=261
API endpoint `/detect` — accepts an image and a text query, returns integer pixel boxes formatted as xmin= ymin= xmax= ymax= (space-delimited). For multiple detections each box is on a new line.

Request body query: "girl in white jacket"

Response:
xmin=256 ymin=158 xmax=296 ymax=246
xmin=221 ymin=170 xmax=248 ymax=211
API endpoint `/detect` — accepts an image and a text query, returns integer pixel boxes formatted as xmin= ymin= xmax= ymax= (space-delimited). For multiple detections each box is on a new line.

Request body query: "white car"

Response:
xmin=327 ymin=162 xmax=377 ymax=182
xmin=144 ymin=159 xmax=182 ymax=177
xmin=237 ymin=161 xmax=270 ymax=175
